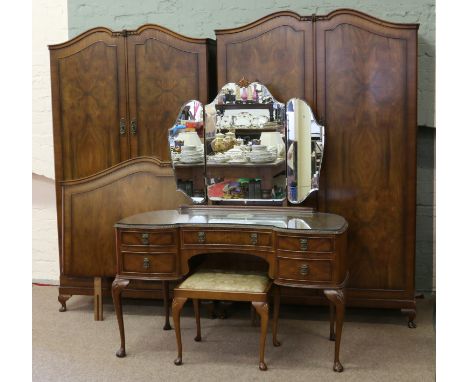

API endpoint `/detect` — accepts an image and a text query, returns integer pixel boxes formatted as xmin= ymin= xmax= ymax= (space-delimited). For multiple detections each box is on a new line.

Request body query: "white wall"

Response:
xmin=32 ymin=0 xmax=68 ymax=283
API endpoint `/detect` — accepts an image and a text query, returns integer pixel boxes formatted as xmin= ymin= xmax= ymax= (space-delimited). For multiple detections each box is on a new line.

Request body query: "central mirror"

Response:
xmin=168 ymin=80 xmax=325 ymax=206
xmin=204 ymin=80 xmax=286 ymax=203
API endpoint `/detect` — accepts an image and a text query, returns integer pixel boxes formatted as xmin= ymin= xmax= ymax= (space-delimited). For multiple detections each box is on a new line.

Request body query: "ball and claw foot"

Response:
xmin=163 ymin=322 xmax=172 ymax=331
xmin=59 ymin=306 xmax=67 ymax=312
xmin=116 ymin=348 xmax=126 ymax=358
xmin=259 ymin=361 xmax=267 ymax=371
xmin=194 ymin=335 xmax=201 ymax=342
xmin=174 ymin=356 xmax=183 ymax=366
xmin=408 ymin=320 xmax=417 ymax=329
xmin=273 ymin=338 xmax=281 ymax=347
xmin=333 ymin=361 xmax=343 ymax=372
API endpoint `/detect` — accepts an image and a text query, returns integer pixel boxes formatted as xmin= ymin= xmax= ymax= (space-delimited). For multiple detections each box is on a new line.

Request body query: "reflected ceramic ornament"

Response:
xmin=211 ymin=133 xmax=227 ymax=153
xmin=223 ymin=131 xmax=236 ymax=150
xmin=233 ymin=112 xmax=253 ymax=128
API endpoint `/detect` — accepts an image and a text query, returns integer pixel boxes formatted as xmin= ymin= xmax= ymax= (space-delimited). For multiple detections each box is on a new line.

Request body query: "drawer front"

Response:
xmin=121 ymin=230 xmax=176 ymax=247
xmin=121 ymin=252 xmax=176 ymax=274
xmin=277 ymin=257 xmax=333 ymax=283
xmin=182 ymin=229 xmax=272 ymax=248
xmin=277 ymin=235 xmax=334 ymax=253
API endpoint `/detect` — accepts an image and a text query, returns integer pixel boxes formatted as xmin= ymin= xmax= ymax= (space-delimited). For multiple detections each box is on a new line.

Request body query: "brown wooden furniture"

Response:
xmin=171 ymin=269 xmax=278 ymax=371
xmin=58 ymin=157 xmax=191 ymax=319
xmin=49 ymin=25 xmax=215 ymax=319
xmin=112 ymin=206 xmax=348 ymax=371
xmin=216 ymin=10 xmax=419 ymax=326
xmin=50 ymin=9 xmax=419 ymax=327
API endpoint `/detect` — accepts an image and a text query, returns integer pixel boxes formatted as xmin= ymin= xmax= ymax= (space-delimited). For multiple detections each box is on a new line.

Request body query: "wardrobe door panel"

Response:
xmin=50 ymin=30 xmax=128 ymax=181
xmin=216 ymin=12 xmax=313 ymax=105
xmin=126 ymin=27 xmax=211 ymax=162
xmin=315 ymin=11 xmax=418 ymax=298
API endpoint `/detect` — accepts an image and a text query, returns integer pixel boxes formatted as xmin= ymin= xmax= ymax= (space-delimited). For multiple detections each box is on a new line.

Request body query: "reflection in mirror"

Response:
xmin=204 ymin=80 xmax=286 ymax=204
xmin=168 ymin=100 xmax=205 ymax=203
xmin=286 ymin=98 xmax=324 ymax=204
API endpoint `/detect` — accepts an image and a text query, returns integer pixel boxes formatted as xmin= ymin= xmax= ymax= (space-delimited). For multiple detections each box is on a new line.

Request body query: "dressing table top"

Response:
xmin=116 ymin=206 xmax=347 ymax=234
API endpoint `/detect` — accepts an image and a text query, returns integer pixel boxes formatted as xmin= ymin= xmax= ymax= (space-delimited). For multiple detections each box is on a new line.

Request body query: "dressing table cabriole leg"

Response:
xmin=193 ymin=299 xmax=201 ymax=341
xmin=162 ymin=281 xmax=172 ymax=330
xmin=173 ymin=297 xmax=188 ymax=365
xmin=252 ymin=301 xmax=269 ymax=371
xmin=58 ymin=294 xmax=71 ymax=312
xmin=329 ymin=300 xmax=336 ymax=341
xmin=112 ymin=278 xmax=130 ymax=358
xmin=324 ymin=289 xmax=345 ymax=372
xmin=272 ymin=286 xmax=281 ymax=347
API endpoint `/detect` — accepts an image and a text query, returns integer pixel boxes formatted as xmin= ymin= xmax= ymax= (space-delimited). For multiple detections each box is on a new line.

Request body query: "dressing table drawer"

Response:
xmin=121 ymin=252 xmax=176 ymax=275
xmin=277 ymin=235 xmax=334 ymax=253
xmin=181 ymin=229 xmax=273 ymax=249
xmin=277 ymin=257 xmax=333 ymax=283
xmin=121 ymin=230 xmax=176 ymax=247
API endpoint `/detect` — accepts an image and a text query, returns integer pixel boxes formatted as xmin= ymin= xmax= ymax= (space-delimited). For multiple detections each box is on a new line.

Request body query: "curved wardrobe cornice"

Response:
xmin=315 ymin=8 xmax=419 ymax=29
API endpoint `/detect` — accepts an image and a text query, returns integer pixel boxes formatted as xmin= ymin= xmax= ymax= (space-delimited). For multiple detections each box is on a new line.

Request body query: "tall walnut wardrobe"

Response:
xmin=215 ymin=10 xmax=418 ymax=324
xmin=50 ymin=9 xmax=419 ymax=324
xmin=49 ymin=25 xmax=215 ymax=316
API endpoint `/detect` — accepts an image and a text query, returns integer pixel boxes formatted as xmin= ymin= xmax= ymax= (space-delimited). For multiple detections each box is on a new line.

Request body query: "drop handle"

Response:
xmin=119 ymin=118 xmax=126 ymax=135
xmin=131 ymin=119 xmax=137 ymax=135
xmin=141 ymin=233 xmax=149 ymax=245
xmin=299 ymin=264 xmax=309 ymax=276
xmin=198 ymin=231 xmax=206 ymax=243
xmin=143 ymin=257 xmax=151 ymax=270
xmin=250 ymin=233 xmax=258 ymax=245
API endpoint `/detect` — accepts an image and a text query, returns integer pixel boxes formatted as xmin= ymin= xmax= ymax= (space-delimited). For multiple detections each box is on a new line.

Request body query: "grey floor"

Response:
xmin=32 ymin=285 xmax=435 ymax=382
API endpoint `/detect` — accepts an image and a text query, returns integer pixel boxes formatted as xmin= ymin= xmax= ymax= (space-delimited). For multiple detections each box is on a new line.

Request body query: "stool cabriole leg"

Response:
xmin=173 ymin=297 xmax=188 ymax=365
xmin=252 ymin=301 xmax=269 ymax=371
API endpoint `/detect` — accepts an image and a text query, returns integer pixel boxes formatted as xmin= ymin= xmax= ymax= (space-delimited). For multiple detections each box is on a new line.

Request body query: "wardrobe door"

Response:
xmin=126 ymin=26 xmax=212 ymax=162
xmin=216 ymin=11 xmax=313 ymax=105
xmin=49 ymin=28 xmax=128 ymax=181
xmin=315 ymin=10 xmax=418 ymax=307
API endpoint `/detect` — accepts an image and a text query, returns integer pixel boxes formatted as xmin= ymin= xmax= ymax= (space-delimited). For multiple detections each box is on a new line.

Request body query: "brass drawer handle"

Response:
xmin=299 ymin=264 xmax=309 ymax=276
xmin=143 ymin=257 xmax=151 ymax=270
xmin=300 ymin=238 xmax=308 ymax=251
xmin=141 ymin=233 xmax=149 ymax=245
xmin=198 ymin=231 xmax=206 ymax=243
xmin=131 ymin=119 xmax=137 ymax=135
xmin=250 ymin=233 xmax=258 ymax=245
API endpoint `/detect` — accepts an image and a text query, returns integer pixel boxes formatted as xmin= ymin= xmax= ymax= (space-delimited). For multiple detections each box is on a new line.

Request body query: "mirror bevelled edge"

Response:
xmin=285 ymin=98 xmax=325 ymax=204
xmin=168 ymin=99 xmax=206 ymax=204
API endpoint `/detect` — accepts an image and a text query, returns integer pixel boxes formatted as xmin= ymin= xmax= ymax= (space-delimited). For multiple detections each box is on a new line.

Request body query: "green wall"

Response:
xmin=67 ymin=0 xmax=436 ymax=292
xmin=68 ymin=0 xmax=435 ymax=127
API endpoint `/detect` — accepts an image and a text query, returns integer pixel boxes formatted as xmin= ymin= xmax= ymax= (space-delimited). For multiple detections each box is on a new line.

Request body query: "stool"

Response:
xmin=171 ymin=269 xmax=281 ymax=370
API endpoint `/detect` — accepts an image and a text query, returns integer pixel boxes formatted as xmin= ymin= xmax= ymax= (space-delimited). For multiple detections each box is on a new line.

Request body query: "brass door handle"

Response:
xmin=250 ymin=233 xmax=258 ymax=245
xmin=143 ymin=257 xmax=151 ymax=270
xmin=141 ymin=233 xmax=149 ymax=245
xmin=299 ymin=264 xmax=309 ymax=276
xmin=131 ymin=119 xmax=137 ymax=135
xmin=198 ymin=231 xmax=206 ymax=243
xmin=119 ymin=118 xmax=126 ymax=135
xmin=300 ymin=238 xmax=308 ymax=251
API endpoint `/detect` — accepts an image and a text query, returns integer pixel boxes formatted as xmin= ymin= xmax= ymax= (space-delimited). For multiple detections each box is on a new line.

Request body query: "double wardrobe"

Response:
xmin=49 ymin=9 xmax=419 ymax=325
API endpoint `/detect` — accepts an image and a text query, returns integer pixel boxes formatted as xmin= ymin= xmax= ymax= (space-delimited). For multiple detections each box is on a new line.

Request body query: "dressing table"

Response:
xmin=112 ymin=206 xmax=348 ymax=371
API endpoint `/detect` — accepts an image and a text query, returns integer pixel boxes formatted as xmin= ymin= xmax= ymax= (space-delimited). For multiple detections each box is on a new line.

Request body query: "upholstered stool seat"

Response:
xmin=172 ymin=269 xmax=280 ymax=371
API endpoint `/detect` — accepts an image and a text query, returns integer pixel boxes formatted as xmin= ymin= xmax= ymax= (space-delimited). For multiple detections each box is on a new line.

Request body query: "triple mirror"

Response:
xmin=168 ymin=80 xmax=324 ymax=205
